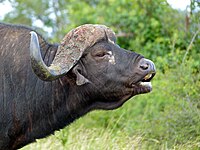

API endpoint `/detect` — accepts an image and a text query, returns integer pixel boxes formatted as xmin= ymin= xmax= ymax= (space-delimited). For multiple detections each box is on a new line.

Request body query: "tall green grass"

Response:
xmin=21 ymin=53 xmax=200 ymax=150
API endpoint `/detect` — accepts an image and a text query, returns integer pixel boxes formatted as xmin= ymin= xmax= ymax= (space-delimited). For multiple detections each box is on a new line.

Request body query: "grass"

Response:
xmin=21 ymin=56 xmax=200 ymax=150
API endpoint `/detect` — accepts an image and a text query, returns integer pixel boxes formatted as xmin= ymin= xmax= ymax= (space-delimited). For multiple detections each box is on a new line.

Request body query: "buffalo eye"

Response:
xmin=90 ymin=42 xmax=112 ymax=58
xmin=93 ymin=51 xmax=110 ymax=58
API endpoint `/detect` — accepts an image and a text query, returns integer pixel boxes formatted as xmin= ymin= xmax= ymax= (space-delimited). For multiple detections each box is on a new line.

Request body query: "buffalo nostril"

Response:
xmin=140 ymin=63 xmax=149 ymax=70
xmin=138 ymin=58 xmax=156 ymax=72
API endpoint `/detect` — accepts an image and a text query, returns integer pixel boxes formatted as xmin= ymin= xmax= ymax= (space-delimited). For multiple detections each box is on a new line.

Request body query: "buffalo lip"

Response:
xmin=131 ymin=72 xmax=156 ymax=88
xmin=138 ymin=81 xmax=152 ymax=88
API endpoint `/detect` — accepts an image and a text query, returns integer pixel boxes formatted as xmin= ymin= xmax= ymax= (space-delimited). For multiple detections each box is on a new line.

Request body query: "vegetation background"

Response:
xmin=0 ymin=0 xmax=199 ymax=149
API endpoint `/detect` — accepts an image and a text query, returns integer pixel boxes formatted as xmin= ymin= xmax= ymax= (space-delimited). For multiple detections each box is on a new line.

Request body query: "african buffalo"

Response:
xmin=0 ymin=22 xmax=156 ymax=150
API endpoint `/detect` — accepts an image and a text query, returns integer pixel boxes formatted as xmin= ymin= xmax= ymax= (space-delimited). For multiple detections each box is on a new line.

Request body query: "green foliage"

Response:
xmin=1 ymin=0 xmax=200 ymax=149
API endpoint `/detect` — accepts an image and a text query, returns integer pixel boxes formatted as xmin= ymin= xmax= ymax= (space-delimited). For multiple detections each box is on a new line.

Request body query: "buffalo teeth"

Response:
xmin=144 ymin=74 xmax=152 ymax=80
xmin=140 ymin=82 xmax=152 ymax=88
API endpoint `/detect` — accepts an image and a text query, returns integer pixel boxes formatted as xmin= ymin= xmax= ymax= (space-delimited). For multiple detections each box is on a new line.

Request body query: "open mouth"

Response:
xmin=137 ymin=72 xmax=156 ymax=89
xmin=131 ymin=71 xmax=156 ymax=91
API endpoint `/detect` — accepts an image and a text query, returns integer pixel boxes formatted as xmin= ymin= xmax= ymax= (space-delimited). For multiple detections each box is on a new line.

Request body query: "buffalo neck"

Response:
xmin=25 ymin=77 xmax=93 ymax=144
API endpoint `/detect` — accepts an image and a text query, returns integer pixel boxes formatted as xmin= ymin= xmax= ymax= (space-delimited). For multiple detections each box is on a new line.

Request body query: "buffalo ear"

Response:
xmin=72 ymin=65 xmax=90 ymax=86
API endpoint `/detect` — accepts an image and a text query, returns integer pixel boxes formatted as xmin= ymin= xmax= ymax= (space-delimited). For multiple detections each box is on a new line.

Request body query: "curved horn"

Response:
xmin=30 ymin=24 xmax=116 ymax=81
xmin=30 ymin=31 xmax=65 ymax=81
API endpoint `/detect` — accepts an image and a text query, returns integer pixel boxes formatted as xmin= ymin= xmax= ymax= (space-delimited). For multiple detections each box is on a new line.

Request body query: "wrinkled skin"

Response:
xmin=0 ymin=23 xmax=155 ymax=150
xmin=78 ymin=41 xmax=151 ymax=110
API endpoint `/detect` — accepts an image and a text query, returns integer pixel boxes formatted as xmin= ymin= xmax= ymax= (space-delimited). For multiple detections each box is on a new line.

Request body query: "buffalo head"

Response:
xmin=30 ymin=24 xmax=156 ymax=110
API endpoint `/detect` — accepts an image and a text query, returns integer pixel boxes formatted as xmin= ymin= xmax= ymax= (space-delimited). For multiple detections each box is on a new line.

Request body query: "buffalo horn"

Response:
xmin=30 ymin=31 xmax=65 ymax=81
